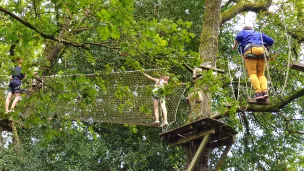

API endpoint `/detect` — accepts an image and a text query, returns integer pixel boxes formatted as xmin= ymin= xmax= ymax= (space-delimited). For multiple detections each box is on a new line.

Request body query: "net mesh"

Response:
xmin=57 ymin=69 xmax=186 ymax=127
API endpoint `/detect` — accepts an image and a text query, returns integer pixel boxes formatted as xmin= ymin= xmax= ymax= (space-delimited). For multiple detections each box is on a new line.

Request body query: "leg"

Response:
xmin=160 ymin=99 xmax=168 ymax=126
xmin=5 ymin=92 xmax=13 ymax=112
xmin=10 ymin=93 xmax=21 ymax=110
xmin=153 ymin=99 xmax=159 ymax=123
xmin=257 ymin=59 xmax=269 ymax=99
xmin=245 ymin=58 xmax=261 ymax=93
xmin=257 ymin=59 xmax=267 ymax=91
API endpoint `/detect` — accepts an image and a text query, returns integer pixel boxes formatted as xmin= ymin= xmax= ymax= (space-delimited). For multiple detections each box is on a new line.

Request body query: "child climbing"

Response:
xmin=232 ymin=25 xmax=274 ymax=101
xmin=5 ymin=58 xmax=26 ymax=113
xmin=143 ymin=72 xmax=170 ymax=127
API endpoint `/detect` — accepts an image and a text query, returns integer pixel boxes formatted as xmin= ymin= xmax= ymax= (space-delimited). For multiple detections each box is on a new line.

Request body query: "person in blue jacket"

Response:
xmin=232 ymin=26 xmax=274 ymax=101
xmin=5 ymin=58 xmax=26 ymax=113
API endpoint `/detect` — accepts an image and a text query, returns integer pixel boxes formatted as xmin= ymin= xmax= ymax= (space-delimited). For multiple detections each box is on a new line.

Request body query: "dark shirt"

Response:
xmin=235 ymin=30 xmax=274 ymax=54
xmin=12 ymin=66 xmax=25 ymax=79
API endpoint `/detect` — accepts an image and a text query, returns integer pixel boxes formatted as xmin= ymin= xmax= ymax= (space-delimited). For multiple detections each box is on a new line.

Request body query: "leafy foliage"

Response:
xmin=0 ymin=0 xmax=303 ymax=170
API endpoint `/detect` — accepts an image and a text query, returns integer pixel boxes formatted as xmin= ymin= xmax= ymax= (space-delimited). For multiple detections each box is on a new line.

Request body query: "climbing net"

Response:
xmin=60 ymin=69 xmax=186 ymax=127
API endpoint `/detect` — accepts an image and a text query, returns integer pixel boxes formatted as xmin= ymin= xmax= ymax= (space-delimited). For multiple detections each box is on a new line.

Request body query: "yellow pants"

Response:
xmin=244 ymin=47 xmax=268 ymax=93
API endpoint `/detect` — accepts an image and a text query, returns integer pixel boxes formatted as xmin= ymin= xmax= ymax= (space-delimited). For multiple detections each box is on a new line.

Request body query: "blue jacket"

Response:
xmin=235 ymin=30 xmax=274 ymax=54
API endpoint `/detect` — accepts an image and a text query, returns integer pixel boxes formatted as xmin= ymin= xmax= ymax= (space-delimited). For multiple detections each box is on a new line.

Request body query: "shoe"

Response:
xmin=262 ymin=91 xmax=269 ymax=100
xmin=153 ymin=121 xmax=160 ymax=125
xmin=254 ymin=92 xmax=264 ymax=101
xmin=160 ymin=121 xmax=168 ymax=127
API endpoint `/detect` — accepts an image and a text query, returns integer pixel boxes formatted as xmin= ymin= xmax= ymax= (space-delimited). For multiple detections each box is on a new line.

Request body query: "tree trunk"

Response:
xmin=9 ymin=116 xmax=21 ymax=152
xmin=186 ymin=0 xmax=222 ymax=170
xmin=0 ymin=127 xmax=3 ymax=151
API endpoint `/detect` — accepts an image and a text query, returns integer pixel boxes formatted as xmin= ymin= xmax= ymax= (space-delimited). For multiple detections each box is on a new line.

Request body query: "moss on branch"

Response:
xmin=220 ymin=0 xmax=272 ymax=24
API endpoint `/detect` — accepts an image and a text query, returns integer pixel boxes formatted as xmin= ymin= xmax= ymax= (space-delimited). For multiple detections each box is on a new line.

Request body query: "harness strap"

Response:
xmin=12 ymin=77 xmax=21 ymax=80
xmin=245 ymin=53 xmax=268 ymax=59
xmin=244 ymin=43 xmax=270 ymax=59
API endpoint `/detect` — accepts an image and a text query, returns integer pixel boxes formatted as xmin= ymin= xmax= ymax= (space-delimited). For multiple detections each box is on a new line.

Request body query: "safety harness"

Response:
xmin=244 ymin=43 xmax=270 ymax=59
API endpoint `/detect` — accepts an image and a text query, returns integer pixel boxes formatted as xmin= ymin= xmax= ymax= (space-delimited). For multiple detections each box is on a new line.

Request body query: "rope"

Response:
xmin=53 ymin=69 xmax=186 ymax=127
xmin=258 ymin=26 xmax=277 ymax=96
xmin=227 ymin=58 xmax=237 ymax=100
xmin=240 ymin=57 xmax=251 ymax=99
xmin=280 ymin=13 xmax=292 ymax=96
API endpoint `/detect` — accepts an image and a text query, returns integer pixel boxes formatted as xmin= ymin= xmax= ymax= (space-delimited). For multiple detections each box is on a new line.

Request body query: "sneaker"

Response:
xmin=262 ymin=91 xmax=269 ymax=100
xmin=254 ymin=92 xmax=264 ymax=101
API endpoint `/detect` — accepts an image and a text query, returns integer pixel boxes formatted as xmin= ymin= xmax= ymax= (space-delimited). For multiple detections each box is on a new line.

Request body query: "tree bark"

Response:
xmin=0 ymin=127 xmax=3 ymax=151
xmin=9 ymin=116 xmax=21 ymax=152
xmin=185 ymin=0 xmax=222 ymax=170
xmin=197 ymin=0 xmax=222 ymax=118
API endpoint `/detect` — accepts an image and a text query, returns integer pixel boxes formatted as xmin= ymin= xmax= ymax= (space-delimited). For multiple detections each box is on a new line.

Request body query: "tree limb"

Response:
xmin=0 ymin=6 xmax=53 ymax=39
xmin=278 ymin=88 xmax=304 ymax=109
xmin=211 ymin=88 xmax=304 ymax=119
xmin=0 ymin=6 xmax=103 ymax=50
xmin=220 ymin=0 xmax=272 ymax=25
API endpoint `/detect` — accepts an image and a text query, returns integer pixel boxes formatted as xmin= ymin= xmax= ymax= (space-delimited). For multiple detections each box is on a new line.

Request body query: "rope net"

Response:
xmin=56 ymin=69 xmax=186 ymax=127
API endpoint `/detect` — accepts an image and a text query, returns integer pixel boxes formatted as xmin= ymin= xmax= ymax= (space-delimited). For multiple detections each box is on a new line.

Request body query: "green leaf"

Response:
xmin=98 ymin=26 xmax=110 ymax=40
xmin=110 ymin=26 xmax=120 ymax=39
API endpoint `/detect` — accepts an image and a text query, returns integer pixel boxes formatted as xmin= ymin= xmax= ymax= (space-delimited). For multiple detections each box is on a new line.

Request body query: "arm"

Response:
xmin=232 ymin=40 xmax=238 ymax=50
xmin=143 ymin=73 xmax=157 ymax=82
xmin=233 ymin=31 xmax=243 ymax=50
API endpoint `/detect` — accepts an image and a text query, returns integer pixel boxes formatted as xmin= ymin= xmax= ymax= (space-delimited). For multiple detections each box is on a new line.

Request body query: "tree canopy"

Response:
xmin=0 ymin=0 xmax=303 ymax=170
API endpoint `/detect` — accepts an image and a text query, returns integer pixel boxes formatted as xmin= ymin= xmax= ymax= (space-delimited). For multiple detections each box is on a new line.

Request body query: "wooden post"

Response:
xmin=214 ymin=144 xmax=233 ymax=171
xmin=187 ymin=134 xmax=211 ymax=171
xmin=160 ymin=118 xmax=237 ymax=171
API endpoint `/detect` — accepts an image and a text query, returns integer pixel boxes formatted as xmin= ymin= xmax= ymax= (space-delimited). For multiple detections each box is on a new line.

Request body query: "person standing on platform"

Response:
xmin=143 ymin=72 xmax=170 ymax=127
xmin=232 ymin=26 xmax=274 ymax=101
xmin=5 ymin=58 xmax=26 ymax=113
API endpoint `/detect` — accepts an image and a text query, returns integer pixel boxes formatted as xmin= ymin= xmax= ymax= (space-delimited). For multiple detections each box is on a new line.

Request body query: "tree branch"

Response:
xmin=0 ymin=6 xmax=90 ymax=50
xmin=0 ymin=6 xmax=53 ymax=39
xmin=212 ymin=88 xmax=304 ymax=120
xmin=220 ymin=0 xmax=272 ymax=24
xmin=278 ymin=88 xmax=304 ymax=109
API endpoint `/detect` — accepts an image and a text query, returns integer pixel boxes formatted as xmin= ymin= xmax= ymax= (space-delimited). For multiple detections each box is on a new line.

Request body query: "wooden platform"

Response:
xmin=291 ymin=61 xmax=304 ymax=72
xmin=247 ymin=99 xmax=271 ymax=105
xmin=159 ymin=117 xmax=237 ymax=148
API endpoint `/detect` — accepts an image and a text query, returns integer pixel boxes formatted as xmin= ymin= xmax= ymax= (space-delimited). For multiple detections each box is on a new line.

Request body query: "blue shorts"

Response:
xmin=8 ymin=79 xmax=22 ymax=94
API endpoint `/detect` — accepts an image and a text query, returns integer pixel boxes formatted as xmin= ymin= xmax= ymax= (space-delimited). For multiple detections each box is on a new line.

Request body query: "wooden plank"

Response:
xmin=200 ymin=65 xmax=225 ymax=73
xmin=160 ymin=125 xmax=196 ymax=141
xmin=208 ymin=136 xmax=235 ymax=149
xmin=168 ymin=129 xmax=215 ymax=147
xmin=214 ymin=144 xmax=233 ymax=171
xmin=248 ymin=99 xmax=271 ymax=105
xmin=160 ymin=118 xmax=237 ymax=141
xmin=187 ymin=134 xmax=211 ymax=171
xmin=290 ymin=61 xmax=304 ymax=72
xmin=160 ymin=117 xmax=209 ymax=137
